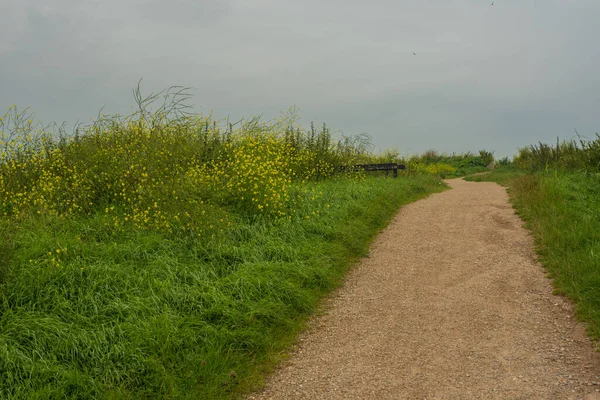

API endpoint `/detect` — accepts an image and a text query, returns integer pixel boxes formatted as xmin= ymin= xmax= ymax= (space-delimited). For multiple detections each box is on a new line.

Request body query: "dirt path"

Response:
xmin=249 ymin=179 xmax=600 ymax=400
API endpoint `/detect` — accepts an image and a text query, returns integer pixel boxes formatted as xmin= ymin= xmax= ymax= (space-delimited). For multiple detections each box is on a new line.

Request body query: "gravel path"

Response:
xmin=249 ymin=179 xmax=600 ymax=400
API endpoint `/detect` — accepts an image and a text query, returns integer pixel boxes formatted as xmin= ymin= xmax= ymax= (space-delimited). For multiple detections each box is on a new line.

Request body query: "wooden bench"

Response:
xmin=337 ymin=163 xmax=406 ymax=178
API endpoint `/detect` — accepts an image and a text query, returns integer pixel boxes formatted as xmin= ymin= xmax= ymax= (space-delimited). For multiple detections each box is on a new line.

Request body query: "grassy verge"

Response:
xmin=0 ymin=175 xmax=445 ymax=399
xmin=463 ymin=168 xmax=526 ymax=185
xmin=400 ymin=149 xmax=494 ymax=178
xmin=465 ymin=169 xmax=600 ymax=342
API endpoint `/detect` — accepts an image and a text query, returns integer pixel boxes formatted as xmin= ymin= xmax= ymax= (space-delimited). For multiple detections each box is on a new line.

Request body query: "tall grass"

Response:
xmin=0 ymin=88 xmax=447 ymax=398
xmin=399 ymin=149 xmax=494 ymax=178
xmin=0 ymin=88 xmax=377 ymax=227
xmin=514 ymin=134 xmax=600 ymax=172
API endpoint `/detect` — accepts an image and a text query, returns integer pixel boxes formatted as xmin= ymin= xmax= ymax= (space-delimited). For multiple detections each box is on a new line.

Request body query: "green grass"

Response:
xmin=0 ymin=175 xmax=445 ymax=399
xmin=513 ymin=134 xmax=600 ymax=172
xmin=466 ymin=169 xmax=600 ymax=342
xmin=447 ymin=165 xmax=489 ymax=177
xmin=463 ymin=167 xmax=526 ymax=185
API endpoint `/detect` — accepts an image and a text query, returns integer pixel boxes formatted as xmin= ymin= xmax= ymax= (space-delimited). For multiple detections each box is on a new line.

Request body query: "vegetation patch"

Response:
xmin=403 ymin=149 xmax=495 ymax=178
xmin=0 ymin=90 xmax=446 ymax=398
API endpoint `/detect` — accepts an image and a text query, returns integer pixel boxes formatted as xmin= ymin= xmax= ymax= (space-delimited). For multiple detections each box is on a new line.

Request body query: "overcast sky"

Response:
xmin=1 ymin=0 xmax=599 ymax=158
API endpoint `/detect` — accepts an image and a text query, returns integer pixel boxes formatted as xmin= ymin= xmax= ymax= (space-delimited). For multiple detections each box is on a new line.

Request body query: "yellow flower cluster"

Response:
xmin=186 ymin=132 xmax=293 ymax=217
xmin=0 ymin=110 xmax=228 ymax=235
xmin=1 ymin=103 xmax=373 ymax=234
xmin=287 ymin=148 xmax=335 ymax=182
xmin=424 ymin=163 xmax=456 ymax=177
xmin=408 ymin=161 xmax=456 ymax=178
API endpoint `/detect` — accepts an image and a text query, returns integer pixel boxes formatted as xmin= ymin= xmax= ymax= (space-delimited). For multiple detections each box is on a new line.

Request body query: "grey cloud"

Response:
xmin=141 ymin=0 xmax=231 ymax=25
xmin=1 ymin=0 xmax=599 ymax=158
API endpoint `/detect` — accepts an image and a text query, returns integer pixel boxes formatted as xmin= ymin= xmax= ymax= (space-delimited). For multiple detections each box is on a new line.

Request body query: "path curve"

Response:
xmin=249 ymin=179 xmax=600 ymax=400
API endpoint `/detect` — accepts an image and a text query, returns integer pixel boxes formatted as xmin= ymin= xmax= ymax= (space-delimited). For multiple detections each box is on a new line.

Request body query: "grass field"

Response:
xmin=0 ymin=176 xmax=445 ymax=399
xmin=0 ymin=97 xmax=449 ymax=398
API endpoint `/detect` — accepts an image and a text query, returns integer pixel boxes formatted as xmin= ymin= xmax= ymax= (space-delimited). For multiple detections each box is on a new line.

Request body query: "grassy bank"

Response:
xmin=0 ymin=94 xmax=447 ymax=398
xmin=463 ymin=168 xmax=525 ymax=185
xmin=0 ymin=175 xmax=444 ymax=399
xmin=465 ymin=170 xmax=600 ymax=342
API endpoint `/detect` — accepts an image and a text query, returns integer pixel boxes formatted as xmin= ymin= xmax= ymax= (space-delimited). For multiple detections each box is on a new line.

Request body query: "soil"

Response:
xmin=248 ymin=179 xmax=600 ymax=400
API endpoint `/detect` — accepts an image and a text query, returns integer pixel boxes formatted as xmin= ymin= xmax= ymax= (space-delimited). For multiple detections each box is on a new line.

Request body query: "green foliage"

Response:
xmin=0 ymin=92 xmax=371 ymax=229
xmin=514 ymin=134 xmax=600 ymax=172
xmin=402 ymin=150 xmax=494 ymax=178
xmin=478 ymin=149 xmax=495 ymax=166
xmin=406 ymin=161 xmax=457 ymax=178
xmin=463 ymin=167 xmax=524 ymax=185
xmin=0 ymin=88 xmax=447 ymax=398
xmin=0 ymin=175 xmax=444 ymax=399
xmin=496 ymin=156 xmax=514 ymax=168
